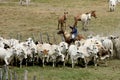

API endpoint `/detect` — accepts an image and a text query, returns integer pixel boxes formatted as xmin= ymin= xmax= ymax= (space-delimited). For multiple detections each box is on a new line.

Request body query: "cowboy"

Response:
xmin=69 ymin=26 xmax=78 ymax=41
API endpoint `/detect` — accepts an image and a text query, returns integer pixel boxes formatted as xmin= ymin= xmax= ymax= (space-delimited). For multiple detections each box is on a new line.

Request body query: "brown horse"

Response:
xmin=74 ymin=10 xmax=97 ymax=30
xmin=57 ymin=12 xmax=68 ymax=31
xmin=57 ymin=30 xmax=85 ymax=45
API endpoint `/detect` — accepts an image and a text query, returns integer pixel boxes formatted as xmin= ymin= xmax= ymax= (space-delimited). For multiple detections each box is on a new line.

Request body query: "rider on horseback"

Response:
xmin=69 ymin=25 xmax=78 ymax=42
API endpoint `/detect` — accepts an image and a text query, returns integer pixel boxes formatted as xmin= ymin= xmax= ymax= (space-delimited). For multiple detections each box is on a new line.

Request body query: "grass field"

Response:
xmin=0 ymin=0 xmax=120 ymax=80
xmin=8 ymin=59 xmax=120 ymax=80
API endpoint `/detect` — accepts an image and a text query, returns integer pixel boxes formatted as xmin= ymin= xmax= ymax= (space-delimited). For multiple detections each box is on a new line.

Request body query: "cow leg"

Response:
xmin=84 ymin=58 xmax=88 ymax=68
xmin=63 ymin=54 xmax=68 ymax=67
xmin=42 ymin=57 xmax=45 ymax=67
xmin=25 ymin=58 xmax=28 ymax=67
xmin=20 ymin=60 xmax=22 ymax=68
xmin=93 ymin=57 xmax=98 ymax=67
xmin=64 ymin=53 xmax=69 ymax=66
xmin=4 ymin=58 xmax=9 ymax=66
xmin=71 ymin=59 xmax=74 ymax=68
xmin=104 ymin=59 xmax=108 ymax=67
xmin=52 ymin=59 xmax=55 ymax=67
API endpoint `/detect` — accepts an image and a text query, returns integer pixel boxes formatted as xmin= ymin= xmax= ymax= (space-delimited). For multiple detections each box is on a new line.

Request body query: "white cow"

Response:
xmin=78 ymin=44 xmax=99 ymax=68
xmin=37 ymin=43 xmax=65 ymax=67
xmin=23 ymin=38 xmax=38 ymax=66
xmin=80 ymin=37 xmax=111 ymax=67
xmin=0 ymin=37 xmax=10 ymax=49
xmin=19 ymin=0 xmax=31 ymax=6
xmin=101 ymin=38 xmax=113 ymax=58
xmin=0 ymin=37 xmax=19 ymax=49
xmin=68 ymin=44 xmax=84 ymax=68
xmin=75 ymin=40 xmax=86 ymax=47
xmin=59 ymin=41 xmax=68 ymax=66
xmin=8 ymin=39 xmax=20 ymax=47
xmin=25 ymin=38 xmax=37 ymax=54
xmin=109 ymin=0 xmax=118 ymax=12
xmin=13 ymin=42 xmax=29 ymax=67
xmin=11 ymin=38 xmax=37 ymax=67
xmin=84 ymin=38 xmax=103 ymax=50
xmin=37 ymin=43 xmax=51 ymax=67
xmin=109 ymin=35 xmax=120 ymax=59
xmin=0 ymin=47 xmax=16 ymax=65
xmin=59 ymin=41 xmax=68 ymax=55
xmin=50 ymin=44 xmax=65 ymax=67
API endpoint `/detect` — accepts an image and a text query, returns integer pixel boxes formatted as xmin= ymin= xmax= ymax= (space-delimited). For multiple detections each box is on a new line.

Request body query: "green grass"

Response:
xmin=7 ymin=59 xmax=120 ymax=80
xmin=0 ymin=0 xmax=120 ymax=80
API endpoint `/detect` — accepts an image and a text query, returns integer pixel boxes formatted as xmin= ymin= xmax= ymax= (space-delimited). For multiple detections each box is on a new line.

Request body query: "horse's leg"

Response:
xmin=86 ymin=20 xmax=89 ymax=30
xmin=82 ymin=22 xmax=87 ymax=31
xmin=61 ymin=23 xmax=64 ymax=31
xmin=64 ymin=22 xmax=66 ymax=30
xmin=57 ymin=22 xmax=60 ymax=30
xmin=82 ymin=22 xmax=85 ymax=30
xmin=83 ymin=20 xmax=89 ymax=31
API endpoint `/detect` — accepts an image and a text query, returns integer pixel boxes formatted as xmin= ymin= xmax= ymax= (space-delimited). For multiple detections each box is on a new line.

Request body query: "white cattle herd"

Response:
xmin=0 ymin=34 xmax=119 ymax=68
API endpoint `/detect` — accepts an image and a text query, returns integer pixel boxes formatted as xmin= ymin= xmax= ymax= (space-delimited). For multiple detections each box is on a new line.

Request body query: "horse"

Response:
xmin=57 ymin=12 xmax=68 ymax=31
xmin=74 ymin=10 xmax=97 ymax=31
xmin=57 ymin=30 xmax=85 ymax=45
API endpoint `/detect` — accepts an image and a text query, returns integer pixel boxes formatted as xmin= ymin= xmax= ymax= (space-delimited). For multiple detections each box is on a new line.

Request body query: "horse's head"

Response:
xmin=64 ymin=11 xmax=68 ymax=20
xmin=91 ymin=10 xmax=97 ymax=18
